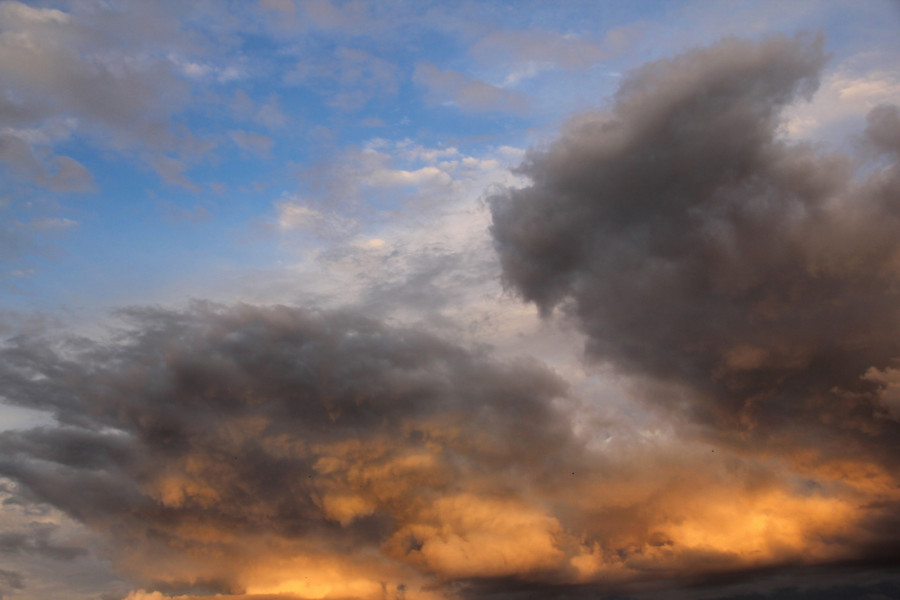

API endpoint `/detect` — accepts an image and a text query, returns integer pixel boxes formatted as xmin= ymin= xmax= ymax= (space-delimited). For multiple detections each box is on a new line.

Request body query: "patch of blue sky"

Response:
xmin=0 ymin=0 xmax=897 ymax=320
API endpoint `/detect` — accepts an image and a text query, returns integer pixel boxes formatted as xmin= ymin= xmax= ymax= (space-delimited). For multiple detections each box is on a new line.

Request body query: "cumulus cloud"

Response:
xmin=490 ymin=33 xmax=900 ymax=479
xmin=1 ymin=301 xmax=899 ymax=599
xmin=0 ymin=303 xmax=579 ymax=597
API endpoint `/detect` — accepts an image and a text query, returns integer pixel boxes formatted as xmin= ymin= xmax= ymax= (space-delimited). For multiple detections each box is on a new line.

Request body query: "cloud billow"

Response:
xmin=0 ymin=303 xmax=575 ymax=595
xmin=489 ymin=33 xmax=900 ymax=464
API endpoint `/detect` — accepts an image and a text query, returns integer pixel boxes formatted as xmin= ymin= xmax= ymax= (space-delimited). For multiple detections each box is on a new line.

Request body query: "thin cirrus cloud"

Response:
xmin=413 ymin=63 xmax=530 ymax=114
xmin=470 ymin=26 xmax=634 ymax=86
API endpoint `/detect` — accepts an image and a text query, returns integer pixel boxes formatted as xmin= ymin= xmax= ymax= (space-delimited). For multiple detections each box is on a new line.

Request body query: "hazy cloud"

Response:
xmin=0 ymin=132 xmax=94 ymax=192
xmin=0 ymin=1 xmax=191 ymax=146
xmin=0 ymin=568 xmax=25 ymax=598
xmin=228 ymin=130 xmax=274 ymax=157
xmin=471 ymin=27 xmax=633 ymax=85
xmin=865 ymin=103 xmax=900 ymax=156
xmin=414 ymin=63 xmax=530 ymax=113
xmin=0 ymin=0 xmax=255 ymax=194
xmin=286 ymin=47 xmax=399 ymax=111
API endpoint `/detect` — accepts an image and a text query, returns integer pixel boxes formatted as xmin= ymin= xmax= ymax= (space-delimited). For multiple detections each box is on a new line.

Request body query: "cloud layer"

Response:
xmin=2 ymin=299 xmax=899 ymax=599
xmin=0 ymin=304 xmax=577 ymax=597
xmin=490 ymin=34 xmax=900 ymax=474
xmin=2 ymin=24 xmax=900 ymax=600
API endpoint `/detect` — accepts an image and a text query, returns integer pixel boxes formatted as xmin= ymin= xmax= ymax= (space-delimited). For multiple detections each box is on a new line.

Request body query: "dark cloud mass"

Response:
xmin=490 ymin=34 xmax=900 ymax=469
xmin=0 ymin=303 xmax=580 ymax=596
xmin=1 ymin=302 xmax=898 ymax=599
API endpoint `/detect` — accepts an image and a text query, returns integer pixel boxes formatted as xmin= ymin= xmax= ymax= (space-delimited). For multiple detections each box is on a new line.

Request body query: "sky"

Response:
xmin=1 ymin=1 xmax=900 ymax=599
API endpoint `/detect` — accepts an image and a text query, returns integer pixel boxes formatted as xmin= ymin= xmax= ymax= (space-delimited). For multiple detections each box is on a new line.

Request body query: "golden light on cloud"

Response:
xmin=244 ymin=555 xmax=391 ymax=599
xmin=386 ymin=493 xmax=565 ymax=579
xmin=2 ymin=22 xmax=900 ymax=600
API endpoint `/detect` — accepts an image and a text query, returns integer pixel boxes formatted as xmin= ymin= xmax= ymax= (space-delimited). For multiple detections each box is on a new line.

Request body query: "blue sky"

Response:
xmin=1 ymin=2 xmax=900 ymax=600
xmin=3 ymin=0 xmax=897 ymax=319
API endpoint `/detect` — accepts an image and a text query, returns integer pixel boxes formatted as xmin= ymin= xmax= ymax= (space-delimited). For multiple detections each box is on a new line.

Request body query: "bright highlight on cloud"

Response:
xmin=1 ymin=2 xmax=899 ymax=600
xmin=0 ymin=301 xmax=893 ymax=600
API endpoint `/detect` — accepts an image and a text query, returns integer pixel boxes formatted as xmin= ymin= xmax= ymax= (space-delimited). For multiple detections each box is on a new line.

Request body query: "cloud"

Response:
xmin=3 ymin=16 xmax=900 ymax=600
xmin=780 ymin=61 xmax=900 ymax=141
xmin=490 ymin=33 xmax=900 ymax=478
xmin=414 ymin=63 xmax=530 ymax=113
xmin=1 ymin=300 xmax=899 ymax=598
xmin=298 ymin=0 xmax=377 ymax=33
xmin=0 ymin=213 xmax=79 ymax=271
xmin=0 ymin=568 xmax=24 ymax=598
xmin=228 ymin=130 xmax=274 ymax=157
xmin=286 ymin=47 xmax=399 ymax=111
xmin=865 ymin=103 xmax=900 ymax=156
xmin=0 ymin=0 xmax=254 ymax=190
xmin=275 ymin=198 xmax=355 ymax=236
xmin=254 ymin=97 xmax=291 ymax=130
xmin=470 ymin=27 xmax=633 ymax=85
xmin=0 ymin=303 xmax=578 ymax=597
xmin=293 ymin=139 xmax=495 ymax=219
xmin=0 ymin=1 xmax=191 ymax=146
xmin=0 ymin=522 xmax=87 ymax=561
xmin=0 ymin=132 xmax=94 ymax=192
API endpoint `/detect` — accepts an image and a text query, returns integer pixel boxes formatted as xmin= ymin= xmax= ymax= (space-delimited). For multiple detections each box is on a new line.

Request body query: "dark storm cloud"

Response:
xmin=0 ymin=522 xmax=87 ymax=561
xmin=489 ymin=34 xmax=900 ymax=467
xmin=0 ymin=294 xmax=897 ymax=598
xmin=0 ymin=303 xmax=576 ymax=593
xmin=865 ymin=104 xmax=900 ymax=156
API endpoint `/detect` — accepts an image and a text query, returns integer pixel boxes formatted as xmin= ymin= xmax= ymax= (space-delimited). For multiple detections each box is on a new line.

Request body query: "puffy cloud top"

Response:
xmin=490 ymin=34 xmax=900 ymax=467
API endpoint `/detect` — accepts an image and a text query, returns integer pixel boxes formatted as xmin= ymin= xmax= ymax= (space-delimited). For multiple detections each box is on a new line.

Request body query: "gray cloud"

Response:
xmin=490 ymin=33 xmax=900 ymax=468
xmin=0 ymin=0 xmax=244 ymax=190
xmin=0 ymin=1 xmax=191 ymax=145
xmin=865 ymin=103 xmax=900 ymax=156
xmin=3 ymin=301 xmax=900 ymax=598
xmin=0 ymin=568 xmax=24 ymax=599
xmin=0 ymin=522 xmax=87 ymax=561
xmin=0 ymin=133 xmax=94 ymax=193
xmin=0 ymin=303 xmax=576 ymax=594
